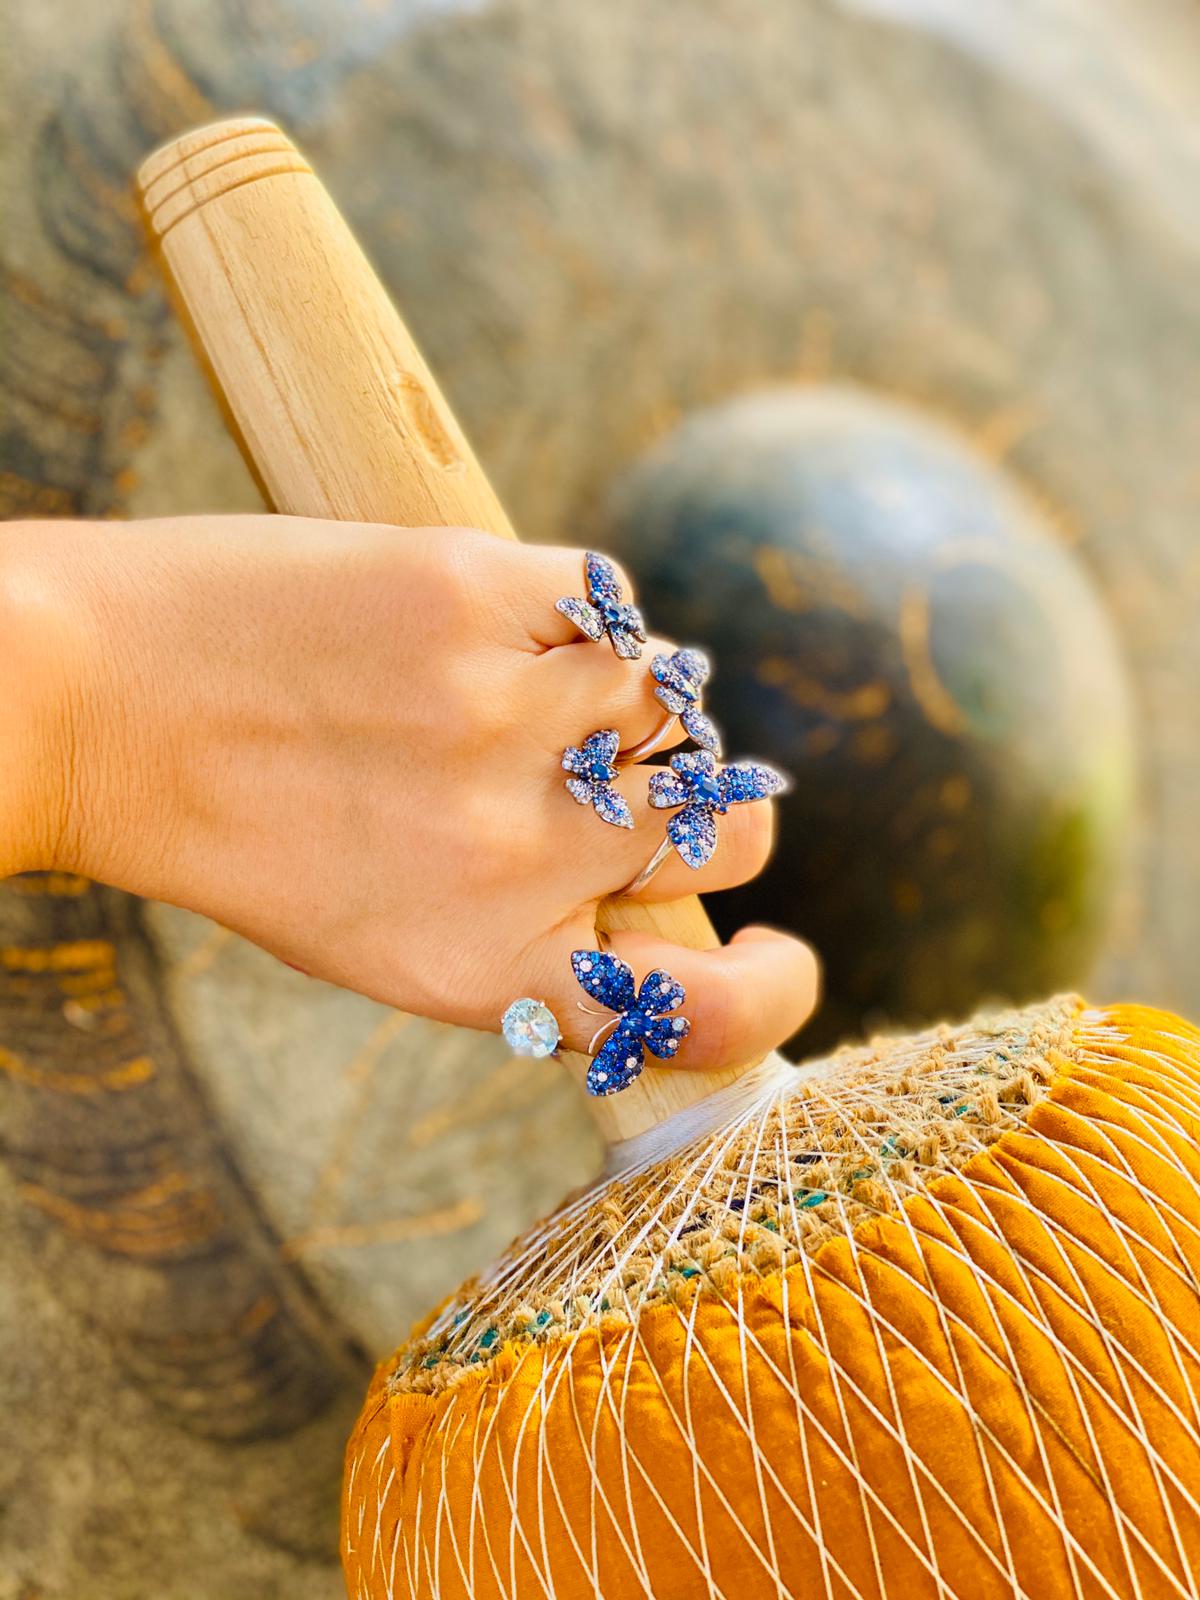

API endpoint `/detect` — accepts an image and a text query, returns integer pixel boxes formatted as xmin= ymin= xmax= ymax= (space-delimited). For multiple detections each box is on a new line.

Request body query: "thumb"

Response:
xmin=538 ymin=920 xmax=820 ymax=1073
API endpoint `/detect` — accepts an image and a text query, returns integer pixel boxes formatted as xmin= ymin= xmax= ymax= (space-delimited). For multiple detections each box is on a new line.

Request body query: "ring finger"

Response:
xmin=530 ymin=635 xmax=689 ymax=763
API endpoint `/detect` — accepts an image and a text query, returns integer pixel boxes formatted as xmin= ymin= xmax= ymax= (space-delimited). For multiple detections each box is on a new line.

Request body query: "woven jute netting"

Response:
xmin=393 ymin=995 xmax=1083 ymax=1394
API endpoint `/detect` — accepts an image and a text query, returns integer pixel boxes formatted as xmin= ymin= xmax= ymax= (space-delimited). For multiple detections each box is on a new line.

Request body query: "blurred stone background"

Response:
xmin=1 ymin=0 xmax=1199 ymax=1594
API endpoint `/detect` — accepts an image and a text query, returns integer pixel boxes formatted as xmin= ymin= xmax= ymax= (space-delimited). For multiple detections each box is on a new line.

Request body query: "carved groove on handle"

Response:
xmin=139 ymin=115 xmax=283 ymax=190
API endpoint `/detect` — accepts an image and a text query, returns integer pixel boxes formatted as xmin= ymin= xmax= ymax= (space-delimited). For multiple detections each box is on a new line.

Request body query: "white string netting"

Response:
xmin=344 ymin=995 xmax=1200 ymax=1600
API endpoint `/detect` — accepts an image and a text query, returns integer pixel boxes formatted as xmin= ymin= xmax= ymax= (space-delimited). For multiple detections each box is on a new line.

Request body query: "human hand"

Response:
xmin=1 ymin=515 xmax=818 ymax=1067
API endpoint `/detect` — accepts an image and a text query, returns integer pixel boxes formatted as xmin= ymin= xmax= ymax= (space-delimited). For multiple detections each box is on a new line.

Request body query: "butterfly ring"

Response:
xmin=571 ymin=949 xmax=690 ymax=1096
xmin=623 ymin=751 xmax=788 ymax=893
xmin=618 ymin=647 xmax=723 ymax=763
xmin=556 ymin=552 xmax=648 ymax=660
xmin=561 ymin=729 xmax=634 ymax=829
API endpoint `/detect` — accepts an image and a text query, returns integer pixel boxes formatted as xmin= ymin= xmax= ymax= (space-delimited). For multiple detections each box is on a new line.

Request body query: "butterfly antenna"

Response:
xmin=587 ymin=1016 xmax=621 ymax=1055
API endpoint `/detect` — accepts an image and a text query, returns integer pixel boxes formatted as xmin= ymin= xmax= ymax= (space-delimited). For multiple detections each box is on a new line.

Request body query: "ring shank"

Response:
xmin=618 ymin=713 xmax=679 ymax=765
xmin=622 ymin=836 xmax=675 ymax=896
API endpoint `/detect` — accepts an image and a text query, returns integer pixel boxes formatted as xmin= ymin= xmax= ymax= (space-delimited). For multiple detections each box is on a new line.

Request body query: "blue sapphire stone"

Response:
xmin=589 ymin=760 xmax=617 ymax=783
xmin=692 ymin=771 xmax=724 ymax=809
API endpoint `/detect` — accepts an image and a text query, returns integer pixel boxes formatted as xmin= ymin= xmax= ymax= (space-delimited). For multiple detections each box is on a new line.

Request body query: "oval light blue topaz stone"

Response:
xmin=501 ymin=998 xmax=561 ymax=1058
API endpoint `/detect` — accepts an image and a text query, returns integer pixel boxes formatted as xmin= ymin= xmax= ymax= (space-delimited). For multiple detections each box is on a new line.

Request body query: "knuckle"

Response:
xmin=423 ymin=533 xmax=480 ymax=621
xmin=704 ymin=978 xmax=750 ymax=1069
xmin=460 ymin=537 xmax=540 ymax=641
xmin=436 ymin=527 xmax=532 ymax=643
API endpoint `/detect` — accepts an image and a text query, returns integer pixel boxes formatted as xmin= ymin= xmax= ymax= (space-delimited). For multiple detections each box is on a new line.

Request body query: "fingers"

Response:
xmin=530 ymin=635 xmax=687 ymax=759
xmin=531 ymin=920 xmax=819 ymax=1069
xmin=558 ymin=762 xmax=777 ymax=901
xmin=611 ymin=926 xmax=820 ymax=1070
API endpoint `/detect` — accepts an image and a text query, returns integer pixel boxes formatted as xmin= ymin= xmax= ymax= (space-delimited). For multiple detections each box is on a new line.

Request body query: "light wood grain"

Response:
xmin=137 ymin=116 xmax=754 ymax=1142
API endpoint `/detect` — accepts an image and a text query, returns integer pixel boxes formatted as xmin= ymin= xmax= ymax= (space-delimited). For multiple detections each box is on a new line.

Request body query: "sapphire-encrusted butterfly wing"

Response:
xmin=592 ymin=785 xmax=634 ymax=829
xmin=642 ymin=1014 xmax=691 ymax=1059
xmin=718 ymin=763 xmax=788 ymax=805
xmin=637 ymin=969 xmax=686 ymax=1016
xmin=581 ymin=728 xmax=620 ymax=767
xmin=667 ymin=805 xmax=719 ymax=868
xmin=674 ymin=648 xmax=709 ymax=692
xmin=674 ymin=750 xmax=718 ymax=780
xmin=652 ymin=650 xmax=721 ymax=754
xmin=650 ymin=650 xmax=694 ymax=715
xmin=561 ymin=742 xmax=595 ymax=805
xmin=680 ymin=708 xmax=721 ymax=757
xmin=648 ymin=767 xmax=694 ymax=809
xmin=555 ymin=595 xmax=605 ymax=641
xmin=584 ymin=551 xmax=623 ymax=607
xmin=653 ymin=682 xmax=689 ymax=716
xmin=586 ymin=1024 xmax=645 ymax=1096
xmin=572 ymin=950 xmax=637 ymax=1013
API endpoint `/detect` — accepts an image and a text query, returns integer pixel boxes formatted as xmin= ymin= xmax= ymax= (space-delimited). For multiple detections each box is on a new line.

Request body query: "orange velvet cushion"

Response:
xmin=343 ymin=1001 xmax=1200 ymax=1599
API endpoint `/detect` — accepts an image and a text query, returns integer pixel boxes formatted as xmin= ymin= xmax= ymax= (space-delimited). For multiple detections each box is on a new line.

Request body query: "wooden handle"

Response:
xmin=137 ymin=116 xmax=751 ymax=1143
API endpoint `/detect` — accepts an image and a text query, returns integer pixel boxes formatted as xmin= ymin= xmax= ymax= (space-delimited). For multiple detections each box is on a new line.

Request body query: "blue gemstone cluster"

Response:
xmin=561 ymin=728 xmax=634 ymax=829
xmin=649 ymin=750 xmax=787 ymax=869
xmin=571 ymin=950 xmax=690 ymax=1096
xmin=556 ymin=551 xmax=647 ymax=659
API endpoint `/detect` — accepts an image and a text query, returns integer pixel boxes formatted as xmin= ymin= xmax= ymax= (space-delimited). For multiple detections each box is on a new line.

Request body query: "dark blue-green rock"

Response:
xmin=607 ymin=388 xmax=1135 ymax=1048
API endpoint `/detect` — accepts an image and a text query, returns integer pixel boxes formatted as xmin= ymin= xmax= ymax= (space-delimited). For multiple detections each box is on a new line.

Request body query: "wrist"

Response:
xmin=0 ymin=521 xmax=111 ymax=879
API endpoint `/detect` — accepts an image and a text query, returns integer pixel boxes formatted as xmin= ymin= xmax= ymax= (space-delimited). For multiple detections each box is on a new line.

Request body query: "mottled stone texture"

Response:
xmin=606 ymin=389 xmax=1136 ymax=1049
xmin=1 ymin=0 xmax=1199 ymax=1593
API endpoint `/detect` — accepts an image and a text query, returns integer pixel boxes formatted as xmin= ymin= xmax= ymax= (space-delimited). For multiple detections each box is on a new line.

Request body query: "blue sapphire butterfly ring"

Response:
xmin=624 ymin=750 xmax=788 ymax=893
xmin=561 ymin=729 xmax=634 ymax=829
xmin=502 ymin=952 xmax=690 ymax=1096
xmin=571 ymin=950 xmax=690 ymax=1095
xmin=556 ymin=552 xmax=648 ymax=660
xmin=618 ymin=646 xmax=723 ymax=763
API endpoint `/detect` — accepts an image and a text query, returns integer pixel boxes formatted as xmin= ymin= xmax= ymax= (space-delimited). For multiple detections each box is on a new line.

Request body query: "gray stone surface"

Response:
xmin=147 ymin=904 xmax=600 ymax=1359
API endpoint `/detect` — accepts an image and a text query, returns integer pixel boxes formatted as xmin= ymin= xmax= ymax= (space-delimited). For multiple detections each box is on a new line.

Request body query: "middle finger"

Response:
xmin=527 ymin=634 xmax=688 ymax=761
xmin=555 ymin=760 xmax=778 ymax=904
